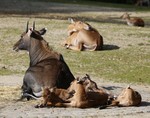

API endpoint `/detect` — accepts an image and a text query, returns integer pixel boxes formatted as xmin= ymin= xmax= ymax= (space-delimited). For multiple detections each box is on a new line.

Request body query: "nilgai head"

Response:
xmin=13 ymin=21 xmax=47 ymax=52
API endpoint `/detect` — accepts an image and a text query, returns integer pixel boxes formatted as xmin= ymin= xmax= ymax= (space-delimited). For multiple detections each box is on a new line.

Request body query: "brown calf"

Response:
xmin=60 ymin=78 xmax=108 ymax=108
xmin=100 ymin=85 xmax=142 ymax=109
xmin=36 ymin=80 xmax=89 ymax=108
xmin=37 ymin=77 xmax=109 ymax=108
xmin=121 ymin=13 xmax=145 ymax=27
xmin=115 ymin=85 xmax=142 ymax=107
xmin=79 ymin=74 xmax=114 ymax=100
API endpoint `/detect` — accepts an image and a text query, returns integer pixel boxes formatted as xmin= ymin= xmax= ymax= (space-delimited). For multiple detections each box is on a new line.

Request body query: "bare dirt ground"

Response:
xmin=0 ymin=1 xmax=150 ymax=118
xmin=0 ymin=75 xmax=150 ymax=118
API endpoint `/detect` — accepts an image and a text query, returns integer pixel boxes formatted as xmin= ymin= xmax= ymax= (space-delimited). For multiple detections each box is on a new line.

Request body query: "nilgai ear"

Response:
xmin=68 ymin=18 xmax=75 ymax=24
xmin=27 ymin=27 xmax=33 ymax=37
xmin=39 ymin=28 xmax=47 ymax=35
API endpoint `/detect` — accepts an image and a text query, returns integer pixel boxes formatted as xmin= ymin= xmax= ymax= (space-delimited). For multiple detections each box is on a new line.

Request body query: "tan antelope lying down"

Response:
xmin=63 ymin=18 xmax=103 ymax=51
xmin=135 ymin=0 xmax=150 ymax=6
xmin=115 ymin=85 xmax=142 ymax=107
xmin=99 ymin=85 xmax=142 ymax=109
xmin=121 ymin=13 xmax=145 ymax=27
xmin=80 ymin=75 xmax=142 ymax=108
xmin=36 ymin=75 xmax=109 ymax=108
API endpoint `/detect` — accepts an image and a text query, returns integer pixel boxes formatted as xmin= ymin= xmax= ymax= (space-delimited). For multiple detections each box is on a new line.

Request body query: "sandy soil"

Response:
xmin=0 ymin=75 xmax=150 ymax=118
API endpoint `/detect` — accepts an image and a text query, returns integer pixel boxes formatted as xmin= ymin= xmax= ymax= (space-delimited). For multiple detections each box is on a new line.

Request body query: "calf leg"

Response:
xmin=99 ymin=100 xmax=119 ymax=109
xmin=67 ymin=43 xmax=82 ymax=51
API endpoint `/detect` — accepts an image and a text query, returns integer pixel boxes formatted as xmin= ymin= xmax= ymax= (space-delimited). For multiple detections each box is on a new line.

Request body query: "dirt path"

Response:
xmin=0 ymin=75 xmax=150 ymax=118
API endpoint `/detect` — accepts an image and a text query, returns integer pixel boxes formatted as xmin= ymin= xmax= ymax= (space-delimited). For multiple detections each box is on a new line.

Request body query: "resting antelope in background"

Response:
xmin=63 ymin=18 xmax=103 ymax=51
xmin=121 ymin=13 xmax=145 ymax=27
xmin=135 ymin=0 xmax=150 ymax=6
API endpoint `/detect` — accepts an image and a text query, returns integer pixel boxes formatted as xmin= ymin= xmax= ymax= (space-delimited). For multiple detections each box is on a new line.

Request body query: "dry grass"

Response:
xmin=0 ymin=86 xmax=21 ymax=102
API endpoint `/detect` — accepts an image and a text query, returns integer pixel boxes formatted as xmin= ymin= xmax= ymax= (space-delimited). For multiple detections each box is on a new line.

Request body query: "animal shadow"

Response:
xmin=102 ymin=86 xmax=122 ymax=91
xmin=140 ymin=101 xmax=150 ymax=106
xmin=102 ymin=44 xmax=120 ymax=51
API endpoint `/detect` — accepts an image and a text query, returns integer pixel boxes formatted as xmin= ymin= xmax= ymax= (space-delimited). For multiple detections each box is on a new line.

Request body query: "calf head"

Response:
xmin=120 ymin=13 xmax=131 ymax=19
xmin=67 ymin=18 xmax=91 ymax=35
xmin=117 ymin=85 xmax=142 ymax=106
xmin=79 ymin=74 xmax=99 ymax=91
xmin=67 ymin=77 xmax=85 ymax=93
xmin=13 ymin=21 xmax=47 ymax=52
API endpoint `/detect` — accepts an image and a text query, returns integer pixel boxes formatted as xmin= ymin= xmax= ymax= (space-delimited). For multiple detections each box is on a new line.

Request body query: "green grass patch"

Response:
xmin=61 ymin=46 xmax=150 ymax=84
xmin=0 ymin=68 xmax=22 ymax=75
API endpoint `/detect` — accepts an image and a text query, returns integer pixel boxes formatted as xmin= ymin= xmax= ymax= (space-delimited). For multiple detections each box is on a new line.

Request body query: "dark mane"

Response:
xmin=31 ymin=30 xmax=43 ymax=40
xmin=31 ymin=30 xmax=53 ymax=51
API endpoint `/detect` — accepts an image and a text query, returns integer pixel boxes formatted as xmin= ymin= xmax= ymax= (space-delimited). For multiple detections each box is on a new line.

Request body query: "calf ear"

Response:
xmin=126 ymin=84 xmax=131 ymax=89
xmin=85 ymin=74 xmax=90 ymax=78
xmin=76 ymin=77 xmax=80 ymax=82
xmin=68 ymin=18 xmax=75 ymax=24
xmin=84 ymin=26 xmax=91 ymax=30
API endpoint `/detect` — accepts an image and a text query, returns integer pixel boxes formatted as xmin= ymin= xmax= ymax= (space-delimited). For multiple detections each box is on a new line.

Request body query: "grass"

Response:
xmin=0 ymin=18 xmax=149 ymax=84
xmin=0 ymin=1 xmax=150 ymax=85
xmin=63 ymin=47 xmax=150 ymax=84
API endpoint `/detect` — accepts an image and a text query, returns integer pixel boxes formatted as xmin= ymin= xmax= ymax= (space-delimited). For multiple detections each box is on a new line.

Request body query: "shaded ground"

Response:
xmin=0 ymin=0 xmax=149 ymax=25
